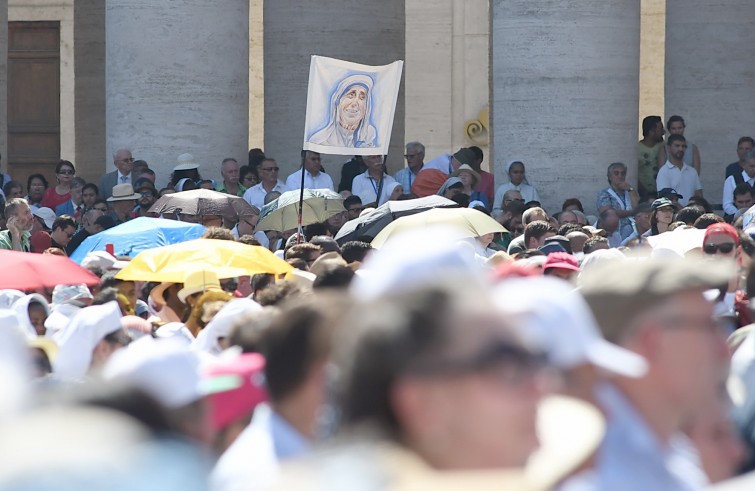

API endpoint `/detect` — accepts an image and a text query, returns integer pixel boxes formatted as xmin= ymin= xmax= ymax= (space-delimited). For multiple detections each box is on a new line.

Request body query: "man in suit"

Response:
xmin=100 ymin=148 xmax=135 ymax=200
xmin=55 ymin=177 xmax=86 ymax=221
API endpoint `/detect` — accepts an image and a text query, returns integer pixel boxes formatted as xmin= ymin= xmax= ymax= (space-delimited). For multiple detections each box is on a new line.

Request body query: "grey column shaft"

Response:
xmin=263 ymin=1 xmax=405 ymax=176
xmin=665 ymin=1 xmax=755 ymax=203
xmin=106 ymin=0 xmax=249 ymax=183
xmin=491 ymin=1 xmax=640 ymax=213
xmin=0 ymin=0 xmax=7 ymax=164
xmin=75 ymin=0 xmax=106 ymax=183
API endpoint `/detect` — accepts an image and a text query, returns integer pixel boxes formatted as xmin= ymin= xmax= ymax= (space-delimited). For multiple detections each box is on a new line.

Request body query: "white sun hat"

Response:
xmin=492 ymin=276 xmax=648 ymax=378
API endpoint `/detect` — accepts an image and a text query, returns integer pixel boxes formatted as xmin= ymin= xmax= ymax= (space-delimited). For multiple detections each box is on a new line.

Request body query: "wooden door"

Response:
xmin=8 ymin=21 xmax=60 ymax=190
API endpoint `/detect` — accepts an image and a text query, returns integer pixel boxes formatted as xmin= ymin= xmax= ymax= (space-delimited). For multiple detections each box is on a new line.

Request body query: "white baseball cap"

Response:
xmin=492 ymin=276 xmax=648 ymax=378
xmin=103 ymin=337 xmax=203 ymax=408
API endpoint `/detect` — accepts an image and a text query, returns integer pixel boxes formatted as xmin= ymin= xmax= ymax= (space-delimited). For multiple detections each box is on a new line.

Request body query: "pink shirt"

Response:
xmin=475 ymin=170 xmax=495 ymax=204
xmin=41 ymin=187 xmax=71 ymax=210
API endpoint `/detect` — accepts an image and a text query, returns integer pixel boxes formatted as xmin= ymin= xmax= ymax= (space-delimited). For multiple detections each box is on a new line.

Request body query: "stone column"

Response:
xmin=0 ymin=0 xmax=7 ymax=165
xmin=491 ymin=1 xmax=641 ymax=213
xmin=263 ymin=0 xmax=405 ymax=176
xmin=74 ymin=0 xmax=106 ymax=183
xmin=665 ymin=1 xmax=755 ymax=205
xmin=106 ymin=0 xmax=249 ymax=184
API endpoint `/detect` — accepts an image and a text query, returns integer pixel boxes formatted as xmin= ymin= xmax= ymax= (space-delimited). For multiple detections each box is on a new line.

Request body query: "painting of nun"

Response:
xmin=303 ymin=56 xmax=403 ymax=157
xmin=309 ymin=74 xmax=378 ymax=148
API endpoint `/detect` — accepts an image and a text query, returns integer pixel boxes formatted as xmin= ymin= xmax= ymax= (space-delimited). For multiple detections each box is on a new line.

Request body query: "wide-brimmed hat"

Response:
xmin=578 ymin=257 xmax=734 ymax=343
xmin=107 ymin=183 xmax=141 ymax=202
xmin=451 ymin=164 xmax=481 ymax=187
xmin=177 ymin=269 xmax=222 ymax=304
xmin=451 ymin=148 xmax=476 ymax=167
xmin=174 ymin=153 xmax=200 ymax=171
xmin=149 ymin=282 xmax=177 ymax=309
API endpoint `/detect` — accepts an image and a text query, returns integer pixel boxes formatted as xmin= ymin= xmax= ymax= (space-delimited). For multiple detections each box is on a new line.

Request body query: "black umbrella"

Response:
xmin=334 ymin=195 xmax=458 ymax=244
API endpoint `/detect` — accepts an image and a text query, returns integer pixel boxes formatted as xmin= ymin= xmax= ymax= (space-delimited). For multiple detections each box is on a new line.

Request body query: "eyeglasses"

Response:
xmin=260 ymin=167 xmax=279 ymax=172
xmin=703 ymin=242 xmax=736 ymax=255
xmin=58 ymin=169 xmax=75 ymax=175
xmin=407 ymin=339 xmax=546 ymax=386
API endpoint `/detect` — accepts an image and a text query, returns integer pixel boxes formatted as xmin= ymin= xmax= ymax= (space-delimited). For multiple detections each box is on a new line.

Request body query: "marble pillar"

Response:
xmin=74 ymin=0 xmax=106 ymax=183
xmin=106 ymin=0 xmax=249 ymax=184
xmin=665 ymin=0 xmax=755 ymax=205
xmin=263 ymin=0 xmax=405 ymax=177
xmin=491 ymin=0 xmax=640 ymax=213
xmin=0 ymin=0 xmax=7 ymax=165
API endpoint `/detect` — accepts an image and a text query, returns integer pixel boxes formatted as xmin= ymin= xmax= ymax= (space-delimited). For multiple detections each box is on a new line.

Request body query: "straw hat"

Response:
xmin=451 ymin=164 xmax=481 ymax=187
xmin=107 ymin=183 xmax=141 ymax=202
xmin=174 ymin=153 xmax=200 ymax=171
xmin=177 ymin=269 xmax=222 ymax=304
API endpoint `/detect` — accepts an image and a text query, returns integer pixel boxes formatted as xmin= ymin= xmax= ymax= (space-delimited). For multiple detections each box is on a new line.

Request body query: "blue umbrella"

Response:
xmin=70 ymin=217 xmax=206 ymax=264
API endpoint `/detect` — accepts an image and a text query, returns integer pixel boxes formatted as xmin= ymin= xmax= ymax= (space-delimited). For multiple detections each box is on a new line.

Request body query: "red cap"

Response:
xmin=492 ymin=261 xmax=541 ymax=281
xmin=543 ymin=252 xmax=580 ymax=272
xmin=203 ymin=353 xmax=267 ymax=431
xmin=704 ymin=223 xmax=740 ymax=246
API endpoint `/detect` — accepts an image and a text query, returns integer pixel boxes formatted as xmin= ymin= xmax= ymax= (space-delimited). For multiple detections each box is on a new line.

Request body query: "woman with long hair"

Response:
xmin=25 ymin=173 xmax=49 ymax=209
xmin=646 ymin=197 xmax=676 ymax=236
xmin=42 ymin=160 xmax=76 ymax=210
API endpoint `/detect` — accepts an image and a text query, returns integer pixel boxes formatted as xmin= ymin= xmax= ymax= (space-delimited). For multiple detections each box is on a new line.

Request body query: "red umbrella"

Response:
xmin=0 ymin=250 xmax=101 ymax=290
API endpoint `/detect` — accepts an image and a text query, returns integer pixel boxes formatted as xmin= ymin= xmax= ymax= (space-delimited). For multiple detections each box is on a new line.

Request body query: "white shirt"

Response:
xmin=722 ymin=170 xmax=755 ymax=216
xmin=655 ymin=161 xmax=702 ymax=207
xmin=243 ymin=181 xmax=287 ymax=210
xmin=211 ymin=403 xmax=310 ymax=491
xmin=492 ymin=182 xmax=540 ymax=217
xmin=351 ymin=171 xmax=399 ymax=206
xmin=285 ymin=168 xmax=334 ymax=192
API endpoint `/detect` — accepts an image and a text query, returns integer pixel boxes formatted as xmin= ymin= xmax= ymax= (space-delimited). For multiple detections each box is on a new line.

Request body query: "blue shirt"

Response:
xmin=590 ymin=383 xmax=708 ymax=491
xmin=211 ymin=403 xmax=310 ymax=491
xmin=393 ymin=167 xmax=420 ymax=194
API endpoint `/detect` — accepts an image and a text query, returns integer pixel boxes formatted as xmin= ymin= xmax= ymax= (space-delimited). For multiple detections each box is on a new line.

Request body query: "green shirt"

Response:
xmin=0 ymin=230 xmax=31 ymax=252
xmin=637 ymin=140 xmax=663 ymax=197
xmin=216 ymin=182 xmax=247 ymax=197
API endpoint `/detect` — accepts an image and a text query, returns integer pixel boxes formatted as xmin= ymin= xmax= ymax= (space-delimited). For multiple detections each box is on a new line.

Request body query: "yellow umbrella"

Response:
xmin=371 ymin=207 xmax=507 ymax=248
xmin=115 ymin=239 xmax=293 ymax=282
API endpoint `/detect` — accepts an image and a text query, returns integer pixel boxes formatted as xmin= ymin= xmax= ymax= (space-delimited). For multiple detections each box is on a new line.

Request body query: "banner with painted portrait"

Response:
xmin=303 ymin=56 xmax=403 ymax=156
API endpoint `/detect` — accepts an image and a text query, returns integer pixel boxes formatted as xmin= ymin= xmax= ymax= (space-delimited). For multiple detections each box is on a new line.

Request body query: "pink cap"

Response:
xmin=543 ymin=252 xmax=580 ymax=272
xmin=203 ymin=353 xmax=267 ymax=431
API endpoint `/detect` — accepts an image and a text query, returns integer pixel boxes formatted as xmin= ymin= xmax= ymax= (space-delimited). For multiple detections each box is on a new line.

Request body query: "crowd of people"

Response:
xmin=2 ymin=116 xmax=755 ymax=490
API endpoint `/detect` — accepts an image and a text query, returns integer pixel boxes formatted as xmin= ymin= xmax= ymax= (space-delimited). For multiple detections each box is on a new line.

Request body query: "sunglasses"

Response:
xmin=703 ymin=242 xmax=736 ymax=254
xmin=408 ymin=339 xmax=546 ymax=383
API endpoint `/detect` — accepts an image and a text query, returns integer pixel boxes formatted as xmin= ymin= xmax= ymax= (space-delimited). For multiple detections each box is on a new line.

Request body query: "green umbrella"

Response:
xmin=256 ymin=188 xmax=345 ymax=232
